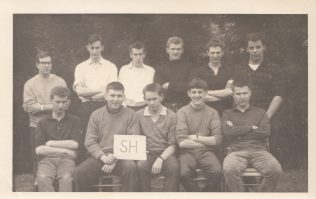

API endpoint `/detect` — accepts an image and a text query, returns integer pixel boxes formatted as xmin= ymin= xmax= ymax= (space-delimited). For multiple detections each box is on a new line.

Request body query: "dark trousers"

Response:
xmin=29 ymin=127 xmax=37 ymax=176
xmin=74 ymin=157 xmax=138 ymax=192
xmin=137 ymin=153 xmax=180 ymax=191
xmin=77 ymin=101 xmax=105 ymax=163
xmin=179 ymin=149 xmax=222 ymax=192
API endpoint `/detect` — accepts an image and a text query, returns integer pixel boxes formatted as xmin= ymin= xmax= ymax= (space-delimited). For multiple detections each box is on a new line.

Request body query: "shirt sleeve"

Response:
xmin=73 ymin=64 xmax=84 ymax=91
xmin=107 ymin=64 xmax=118 ymax=86
xmin=221 ymin=110 xmax=253 ymax=139
xmin=209 ymin=110 xmax=223 ymax=146
xmin=242 ymin=111 xmax=271 ymax=140
xmin=23 ymin=81 xmax=40 ymax=112
xmin=69 ymin=116 xmax=82 ymax=144
xmin=35 ymin=120 xmax=47 ymax=148
xmin=126 ymin=111 xmax=140 ymax=135
xmin=84 ymin=112 xmax=105 ymax=159
xmin=167 ymin=112 xmax=177 ymax=146
xmin=175 ymin=109 xmax=189 ymax=143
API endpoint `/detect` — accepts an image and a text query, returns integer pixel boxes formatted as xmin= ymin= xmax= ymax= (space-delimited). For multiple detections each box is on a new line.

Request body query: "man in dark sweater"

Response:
xmin=196 ymin=40 xmax=233 ymax=116
xmin=176 ymin=78 xmax=222 ymax=192
xmin=136 ymin=83 xmax=179 ymax=191
xmin=74 ymin=82 xmax=139 ymax=192
xmin=222 ymin=80 xmax=282 ymax=192
xmin=154 ymin=36 xmax=195 ymax=112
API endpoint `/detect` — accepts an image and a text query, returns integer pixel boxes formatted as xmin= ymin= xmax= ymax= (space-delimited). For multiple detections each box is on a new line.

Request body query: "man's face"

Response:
xmin=86 ymin=40 xmax=104 ymax=61
xmin=51 ymin=95 xmax=69 ymax=115
xmin=233 ymin=86 xmax=251 ymax=108
xmin=247 ymin=40 xmax=265 ymax=63
xmin=144 ymin=91 xmax=163 ymax=113
xmin=188 ymin=88 xmax=206 ymax=107
xmin=105 ymin=89 xmax=124 ymax=111
xmin=166 ymin=43 xmax=184 ymax=61
xmin=130 ymin=48 xmax=145 ymax=67
xmin=208 ymin=46 xmax=224 ymax=65
xmin=36 ymin=56 xmax=52 ymax=76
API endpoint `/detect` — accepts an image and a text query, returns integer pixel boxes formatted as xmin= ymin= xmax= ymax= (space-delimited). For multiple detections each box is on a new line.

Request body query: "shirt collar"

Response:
xmin=144 ymin=106 xmax=167 ymax=117
xmin=89 ymin=57 xmax=105 ymax=65
xmin=128 ymin=62 xmax=145 ymax=69
xmin=48 ymin=112 xmax=68 ymax=121
xmin=233 ymin=105 xmax=252 ymax=113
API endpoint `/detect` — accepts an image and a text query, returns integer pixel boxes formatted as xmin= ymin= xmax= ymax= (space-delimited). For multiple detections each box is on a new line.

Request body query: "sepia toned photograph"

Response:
xmin=12 ymin=13 xmax=307 ymax=193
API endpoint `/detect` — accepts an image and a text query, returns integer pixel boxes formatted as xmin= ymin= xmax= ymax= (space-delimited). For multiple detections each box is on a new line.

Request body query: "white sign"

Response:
xmin=113 ymin=135 xmax=147 ymax=160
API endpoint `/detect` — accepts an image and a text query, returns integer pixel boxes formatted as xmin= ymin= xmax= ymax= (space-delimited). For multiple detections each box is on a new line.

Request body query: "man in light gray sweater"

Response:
xmin=176 ymin=78 xmax=222 ymax=192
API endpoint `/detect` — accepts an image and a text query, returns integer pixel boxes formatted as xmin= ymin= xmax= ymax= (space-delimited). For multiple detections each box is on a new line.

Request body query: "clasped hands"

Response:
xmin=100 ymin=154 xmax=117 ymax=174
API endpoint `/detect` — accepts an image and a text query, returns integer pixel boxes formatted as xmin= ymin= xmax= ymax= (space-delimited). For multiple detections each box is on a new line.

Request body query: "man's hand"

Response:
xmin=125 ymin=98 xmax=136 ymax=106
xmin=102 ymin=162 xmax=117 ymax=174
xmin=27 ymin=104 xmax=42 ymax=114
xmin=151 ymin=158 xmax=163 ymax=175
xmin=162 ymin=82 xmax=169 ymax=90
xmin=63 ymin=149 xmax=77 ymax=158
xmin=226 ymin=120 xmax=234 ymax=126
xmin=226 ymin=79 xmax=234 ymax=89
xmin=252 ymin=125 xmax=258 ymax=130
xmin=100 ymin=154 xmax=117 ymax=165
xmin=188 ymin=134 xmax=198 ymax=142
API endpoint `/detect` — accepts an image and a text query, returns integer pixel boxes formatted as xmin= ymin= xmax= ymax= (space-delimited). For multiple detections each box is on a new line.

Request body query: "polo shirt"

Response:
xmin=73 ymin=57 xmax=118 ymax=102
xmin=35 ymin=113 xmax=81 ymax=149
xmin=233 ymin=60 xmax=285 ymax=110
xmin=221 ymin=106 xmax=270 ymax=154
xmin=137 ymin=106 xmax=176 ymax=152
xmin=196 ymin=64 xmax=233 ymax=115
xmin=119 ymin=62 xmax=155 ymax=103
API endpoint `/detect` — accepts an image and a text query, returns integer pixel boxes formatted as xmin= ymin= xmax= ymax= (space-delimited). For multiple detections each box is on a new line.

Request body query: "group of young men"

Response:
xmin=23 ymin=32 xmax=284 ymax=192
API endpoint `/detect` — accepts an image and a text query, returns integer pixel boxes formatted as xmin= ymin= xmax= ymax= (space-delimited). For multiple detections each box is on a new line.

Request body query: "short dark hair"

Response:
xmin=106 ymin=81 xmax=125 ymax=92
xmin=166 ymin=36 xmax=184 ymax=48
xmin=36 ymin=49 xmax=51 ymax=64
xmin=188 ymin=78 xmax=208 ymax=91
xmin=50 ymin=86 xmax=70 ymax=100
xmin=246 ymin=32 xmax=266 ymax=46
xmin=129 ymin=41 xmax=146 ymax=54
xmin=88 ymin=33 xmax=104 ymax=45
xmin=143 ymin=83 xmax=164 ymax=97
xmin=232 ymin=80 xmax=252 ymax=92
xmin=207 ymin=39 xmax=224 ymax=50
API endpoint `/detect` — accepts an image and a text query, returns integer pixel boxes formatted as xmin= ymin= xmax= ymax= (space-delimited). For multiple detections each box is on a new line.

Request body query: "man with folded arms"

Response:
xmin=176 ymin=78 xmax=222 ymax=192
xmin=222 ymin=80 xmax=282 ymax=192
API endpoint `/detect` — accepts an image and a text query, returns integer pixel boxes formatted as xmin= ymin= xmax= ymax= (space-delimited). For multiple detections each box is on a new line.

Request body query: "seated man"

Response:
xmin=136 ymin=83 xmax=179 ymax=191
xmin=35 ymin=86 xmax=81 ymax=192
xmin=222 ymin=80 xmax=282 ymax=192
xmin=74 ymin=82 xmax=139 ymax=192
xmin=176 ymin=78 xmax=222 ymax=192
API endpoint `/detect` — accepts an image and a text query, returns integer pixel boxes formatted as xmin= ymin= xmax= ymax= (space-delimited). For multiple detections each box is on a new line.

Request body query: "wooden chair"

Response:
xmin=92 ymin=173 xmax=122 ymax=192
xmin=241 ymin=167 xmax=263 ymax=192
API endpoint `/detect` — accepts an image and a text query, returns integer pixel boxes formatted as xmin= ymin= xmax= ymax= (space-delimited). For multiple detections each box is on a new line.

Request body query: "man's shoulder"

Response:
xmin=136 ymin=107 xmax=145 ymax=117
xmin=100 ymin=58 xmax=117 ymax=68
xmin=250 ymin=106 xmax=267 ymax=114
xmin=75 ymin=59 xmax=90 ymax=68
xmin=143 ymin=64 xmax=155 ymax=72
xmin=67 ymin=113 xmax=81 ymax=122
xmin=90 ymin=106 xmax=106 ymax=117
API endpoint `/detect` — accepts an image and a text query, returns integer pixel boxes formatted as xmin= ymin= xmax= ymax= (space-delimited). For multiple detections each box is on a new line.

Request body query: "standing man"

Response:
xmin=35 ymin=86 xmax=81 ymax=192
xmin=176 ymin=78 xmax=222 ymax=192
xmin=74 ymin=82 xmax=139 ymax=192
xmin=196 ymin=40 xmax=233 ymax=116
xmin=154 ymin=36 xmax=195 ymax=112
xmin=136 ymin=83 xmax=179 ymax=191
xmin=233 ymin=33 xmax=284 ymax=119
xmin=233 ymin=32 xmax=286 ymax=157
xmin=119 ymin=42 xmax=155 ymax=111
xmin=222 ymin=81 xmax=282 ymax=192
xmin=73 ymin=33 xmax=118 ymax=162
xmin=23 ymin=49 xmax=67 ymax=175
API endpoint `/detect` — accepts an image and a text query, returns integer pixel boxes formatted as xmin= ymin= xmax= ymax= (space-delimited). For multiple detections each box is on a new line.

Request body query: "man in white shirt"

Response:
xmin=73 ymin=33 xmax=118 ymax=162
xmin=119 ymin=42 xmax=155 ymax=111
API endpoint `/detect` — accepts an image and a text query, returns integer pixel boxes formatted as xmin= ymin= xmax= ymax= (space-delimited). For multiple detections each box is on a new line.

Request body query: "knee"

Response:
xmin=136 ymin=160 xmax=148 ymax=171
xmin=180 ymin=166 xmax=193 ymax=179
xmin=264 ymin=162 xmax=282 ymax=178
xmin=60 ymin=173 xmax=73 ymax=183
xmin=223 ymin=163 xmax=240 ymax=177
xmin=37 ymin=174 xmax=52 ymax=183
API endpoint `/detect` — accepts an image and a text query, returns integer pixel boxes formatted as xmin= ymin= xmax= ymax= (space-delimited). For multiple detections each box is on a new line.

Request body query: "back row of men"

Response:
xmin=23 ymin=33 xmax=284 ymax=192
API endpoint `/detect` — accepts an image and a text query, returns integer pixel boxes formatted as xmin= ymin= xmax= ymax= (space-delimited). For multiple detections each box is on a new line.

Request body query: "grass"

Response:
xmin=13 ymin=168 xmax=307 ymax=192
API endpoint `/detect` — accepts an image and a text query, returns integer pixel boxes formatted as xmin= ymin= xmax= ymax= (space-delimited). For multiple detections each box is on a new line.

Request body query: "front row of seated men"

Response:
xmin=34 ymin=79 xmax=282 ymax=192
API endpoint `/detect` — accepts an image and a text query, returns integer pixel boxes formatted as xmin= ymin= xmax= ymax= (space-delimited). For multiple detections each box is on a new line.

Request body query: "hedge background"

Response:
xmin=13 ymin=14 xmax=307 ymax=173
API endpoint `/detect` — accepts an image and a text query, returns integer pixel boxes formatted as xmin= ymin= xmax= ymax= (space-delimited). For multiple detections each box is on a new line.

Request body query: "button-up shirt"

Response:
xmin=73 ymin=57 xmax=118 ymax=102
xmin=119 ymin=62 xmax=155 ymax=103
